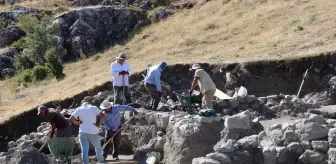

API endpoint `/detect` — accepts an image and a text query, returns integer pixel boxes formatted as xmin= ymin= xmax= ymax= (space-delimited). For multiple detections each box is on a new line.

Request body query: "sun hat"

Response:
xmin=116 ymin=53 xmax=127 ymax=59
xmin=159 ymin=61 xmax=168 ymax=70
xmin=100 ymin=100 xmax=114 ymax=110
xmin=189 ymin=63 xmax=201 ymax=70
xmin=37 ymin=105 xmax=47 ymax=115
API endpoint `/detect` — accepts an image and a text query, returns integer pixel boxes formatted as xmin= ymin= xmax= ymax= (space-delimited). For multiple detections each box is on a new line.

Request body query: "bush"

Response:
xmin=11 ymin=38 xmax=26 ymax=49
xmin=0 ymin=17 xmax=6 ymax=28
xmin=46 ymin=48 xmax=64 ymax=79
xmin=14 ymin=54 xmax=35 ymax=70
xmin=31 ymin=66 xmax=52 ymax=82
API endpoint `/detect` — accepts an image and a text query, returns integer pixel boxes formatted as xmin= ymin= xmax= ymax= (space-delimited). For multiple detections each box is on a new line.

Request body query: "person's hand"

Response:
xmin=133 ymin=110 xmax=138 ymax=115
xmin=76 ymin=119 xmax=82 ymax=125
xmin=189 ymin=89 xmax=193 ymax=94
xmin=124 ymin=71 xmax=129 ymax=75
xmin=119 ymin=71 xmax=124 ymax=75
xmin=157 ymin=91 xmax=162 ymax=97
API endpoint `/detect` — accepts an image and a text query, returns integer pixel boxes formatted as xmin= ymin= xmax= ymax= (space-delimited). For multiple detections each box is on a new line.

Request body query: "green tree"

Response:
xmin=46 ymin=48 xmax=64 ymax=79
xmin=14 ymin=54 xmax=35 ymax=70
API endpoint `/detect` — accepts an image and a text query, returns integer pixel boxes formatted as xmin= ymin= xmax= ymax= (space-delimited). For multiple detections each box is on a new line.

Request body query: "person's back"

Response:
xmin=145 ymin=65 xmax=160 ymax=84
xmin=195 ymin=69 xmax=216 ymax=93
xmin=47 ymin=108 xmax=69 ymax=130
xmin=73 ymin=104 xmax=101 ymax=134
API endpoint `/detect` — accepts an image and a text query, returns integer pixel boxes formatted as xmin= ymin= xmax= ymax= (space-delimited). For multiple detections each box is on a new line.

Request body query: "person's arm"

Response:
xmin=94 ymin=107 xmax=105 ymax=128
xmin=70 ymin=109 xmax=82 ymax=126
xmin=154 ymin=72 xmax=162 ymax=92
xmin=50 ymin=123 xmax=56 ymax=138
xmin=111 ymin=63 xmax=120 ymax=77
xmin=190 ymin=77 xmax=199 ymax=91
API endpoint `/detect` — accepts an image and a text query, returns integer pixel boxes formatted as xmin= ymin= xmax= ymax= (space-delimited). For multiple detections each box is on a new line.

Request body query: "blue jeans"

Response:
xmin=79 ymin=133 xmax=105 ymax=164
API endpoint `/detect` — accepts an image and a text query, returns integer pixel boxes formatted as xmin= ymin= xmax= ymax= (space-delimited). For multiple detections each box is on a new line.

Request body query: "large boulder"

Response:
xmin=163 ymin=115 xmax=221 ymax=164
xmin=299 ymin=149 xmax=325 ymax=164
xmin=192 ymin=157 xmax=220 ymax=164
xmin=0 ymin=6 xmax=42 ymax=22
xmin=149 ymin=8 xmax=174 ymax=23
xmin=53 ymin=6 xmax=146 ymax=61
xmin=71 ymin=0 xmax=104 ymax=6
xmin=296 ymin=122 xmax=328 ymax=141
xmin=0 ymin=26 xmax=25 ymax=47
xmin=9 ymin=147 xmax=49 ymax=164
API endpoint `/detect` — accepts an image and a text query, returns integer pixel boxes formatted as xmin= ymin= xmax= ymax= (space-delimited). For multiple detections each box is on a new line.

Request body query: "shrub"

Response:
xmin=14 ymin=54 xmax=35 ymax=70
xmin=0 ymin=17 xmax=6 ymax=28
xmin=46 ymin=48 xmax=64 ymax=79
xmin=296 ymin=26 xmax=304 ymax=31
xmin=11 ymin=38 xmax=26 ymax=49
xmin=31 ymin=65 xmax=52 ymax=82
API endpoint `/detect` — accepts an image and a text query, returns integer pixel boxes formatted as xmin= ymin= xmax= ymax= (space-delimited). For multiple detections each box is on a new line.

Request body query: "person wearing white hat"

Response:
xmin=110 ymin=53 xmax=132 ymax=105
xmin=99 ymin=100 xmax=138 ymax=160
xmin=189 ymin=63 xmax=217 ymax=109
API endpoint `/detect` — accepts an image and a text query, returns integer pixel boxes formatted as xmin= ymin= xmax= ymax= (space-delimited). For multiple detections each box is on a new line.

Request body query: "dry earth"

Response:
xmin=1 ymin=0 xmax=336 ymax=123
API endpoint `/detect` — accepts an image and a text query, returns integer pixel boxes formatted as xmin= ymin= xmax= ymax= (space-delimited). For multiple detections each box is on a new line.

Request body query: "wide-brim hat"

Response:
xmin=100 ymin=100 xmax=114 ymax=110
xmin=116 ymin=53 xmax=126 ymax=59
xmin=189 ymin=63 xmax=201 ymax=70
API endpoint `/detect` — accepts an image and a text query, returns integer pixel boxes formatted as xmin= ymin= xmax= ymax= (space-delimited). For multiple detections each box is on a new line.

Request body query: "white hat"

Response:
xmin=100 ymin=100 xmax=114 ymax=110
xmin=189 ymin=63 xmax=201 ymax=70
xmin=116 ymin=53 xmax=126 ymax=59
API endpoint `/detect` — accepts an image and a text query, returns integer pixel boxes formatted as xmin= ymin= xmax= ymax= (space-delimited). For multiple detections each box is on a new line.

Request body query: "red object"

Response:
xmin=157 ymin=91 xmax=162 ymax=97
xmin=119 ymin=71 xmax=129 ymax=75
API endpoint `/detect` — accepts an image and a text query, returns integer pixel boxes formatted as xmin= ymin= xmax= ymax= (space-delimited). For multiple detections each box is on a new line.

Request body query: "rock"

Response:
xmin=258 ymin=131 xmax=266 ymax=140
xmin=311 ymin=141 xmax=329 ymax=153
xmin=230 ymin=150 xmax=253 ymax=164
xmin=7 ymin=141 xmax=17 ymax=148
xmin=299 ymin=150 xmax=325 ymax=164
xmin=276 ymin=147 xmax=292 ymax=163
xmin=270 ymin=124 xmax=282 ymax=130
xmin=1 ymin=68 xmax=15 ymax=78
xmin=287 ymin=142 xmax=304 ymax=154
xmin=149 ymin=8 xmax=174 ymax=23
xmin=13 ymin=147 xmax=49 ymax=164
xmin=263 ymin=147 xmax=277 ymax=164
xmin=163 ymin=117 xmax=221 ymax=164
xmin=192 ymin=115 xmax=221 ymax=124
xmin=53 ymin=6 xmax=145 ymax=61
xmin=206 ymin=152 xmax=231 ymax=164
xmin=6 ymin=0 xmax=22 ymax=5
xmin=192 ymin=157 xmax=221 ymax=164
xmin=283 ymin=130 xmax=299 ymax=144
xmin=328 ymin=148 xmax=336 ymax=162
xmin=237 ymin=135 xmax=259 ymax=149
xmin=224 ymin=114 xmax=251 ymax=130
xmin=153 ymin=112 xmax=170 ymax=130
xmin=20 ymin=140 xmax=33 ymax=150
xmin=0 ymin=6 xmax=42 ymax=22
xmin=0 ymin=27 xmax=25 ymax=47
xmin=229 ymin=98 xmax=239 ymax=108
xmin=260 ymin=129 xmax=284 ymax=147
xmin=296 ymin=122 xmax=328 ymax=141
xmin=153 ymin=137 xmax=166 ymax=152
xmin=213 ymin=139 xmax=237 ymax=153
xmin=329 ymin=128 xmax=336 ymax=148
xmin=71 ymin=0 xmax=103 ymax=6
xmin=309 ymin=114 xmax=326 ymax=125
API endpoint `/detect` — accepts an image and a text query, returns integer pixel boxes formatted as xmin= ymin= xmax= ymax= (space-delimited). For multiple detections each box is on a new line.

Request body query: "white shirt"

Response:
xmin=194 ymin=69 xmax=216 ymax=93
xmin=110 ymin=61 xmax=131 ymax=87
xmin=71 ymin=104 xmax=102 ymax=134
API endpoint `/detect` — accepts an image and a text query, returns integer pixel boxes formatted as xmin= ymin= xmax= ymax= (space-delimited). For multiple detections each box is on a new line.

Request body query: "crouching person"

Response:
xmin=99 ymin=100 xmax=138 ymax=160
xmin=70 ymin=96 xmax=105 ymax=164
xmin=37 ymin=105 xmax=71 ymax=138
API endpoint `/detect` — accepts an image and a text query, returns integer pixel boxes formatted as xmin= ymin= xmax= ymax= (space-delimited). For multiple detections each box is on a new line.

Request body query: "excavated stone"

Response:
xmin=296 ymin=122 xmax=328 ymax=141
xmin=237 ymin=135 xmax=259 ymax=149
xmin=224 ymin=114 xmax=251 ymax=130
xmin=329 ymin=128 xmax=336 ymax=148
xmin=213 ymin=139 xmax=237 ymax=153
xmin=206 ymin=152 xmax=231 ymax=164
xmin=299 ymin=149 xmax=325 ymax=164
xmin=192 ymin=157 xmax=221 ymax=164
xmin=263 ymin=147 xmax=277 ymax=164
xmin=309 ymin=114 xmax=326 ymax=125
xmin=287 ymin=142 xmax=304 ymax=154
xmin=328 ymin=148 xmax=336 ymax=162
xmin=312 ymin=141 xmax=329 ymax=153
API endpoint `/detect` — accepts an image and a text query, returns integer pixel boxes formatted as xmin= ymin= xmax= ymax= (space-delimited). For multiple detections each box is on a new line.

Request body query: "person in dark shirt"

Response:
xmin=37 ymin=105 xmax=71 ymax=137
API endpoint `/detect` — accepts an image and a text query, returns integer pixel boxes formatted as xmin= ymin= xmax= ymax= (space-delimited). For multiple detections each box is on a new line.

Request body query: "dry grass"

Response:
xmin=1 ymin=0 xmax=336 ymax=123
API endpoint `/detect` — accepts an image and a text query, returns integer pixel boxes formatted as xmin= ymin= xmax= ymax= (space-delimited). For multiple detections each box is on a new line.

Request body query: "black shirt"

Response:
xmin=46 ymin=109 xmax=69 ymax=130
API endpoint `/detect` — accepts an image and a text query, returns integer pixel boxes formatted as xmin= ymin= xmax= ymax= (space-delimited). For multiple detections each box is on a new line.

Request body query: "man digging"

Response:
xmin=189 ymin=63 xmax=217 ymax=109
xmin=99 ymin=100 xmax=138 ymax=160
xmin=144 ymin=62 xmax=168 ymax=110
xmin=37 ymin=105 xmax=72 ymax=138
xmin=110 ymin=53 xmax=132 ymax=105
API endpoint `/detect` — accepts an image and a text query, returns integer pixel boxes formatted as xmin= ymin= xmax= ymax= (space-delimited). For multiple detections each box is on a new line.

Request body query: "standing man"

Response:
xmin=70 ymin=96 xmax=105 ymax=164
xmin=37 ymin=105 xmax=71 ymax=138
xmin=99 ymin=100 xmax=138 ymax=160
xmin=189 ymin=63 xmax=217 ymax=109
xmin=110 ymin=53 xmax=132 ymax=105
xmin=144 ymin=62 xmax=168 ymax=110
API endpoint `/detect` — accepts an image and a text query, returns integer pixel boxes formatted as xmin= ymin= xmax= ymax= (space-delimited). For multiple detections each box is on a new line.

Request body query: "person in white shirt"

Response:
xmin=110 ymin=53 xmax=132 ymax=105
xmin=70 ymin=96 xmax=105 ymax=164
xmin=189 ymin=63 xmax=217 ymax=109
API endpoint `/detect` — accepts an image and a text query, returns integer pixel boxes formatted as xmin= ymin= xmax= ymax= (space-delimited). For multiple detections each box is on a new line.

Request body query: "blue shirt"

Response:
xmin=145 ymin=65 xmax=162 ymax=91
xmin=102 ymin=105 xmax=134 ymax=131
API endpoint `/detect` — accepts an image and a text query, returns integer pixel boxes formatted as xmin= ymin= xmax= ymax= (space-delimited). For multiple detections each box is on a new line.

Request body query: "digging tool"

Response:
xmin=297 ymin=63 xmax=314 ymax=98
xmin=102 ymin=115 xmax=135 ymax=150
xmin=39 ymin=139 xmax=49 ymax=151
xmin=122 ymin=74 xmax=126 ymax=105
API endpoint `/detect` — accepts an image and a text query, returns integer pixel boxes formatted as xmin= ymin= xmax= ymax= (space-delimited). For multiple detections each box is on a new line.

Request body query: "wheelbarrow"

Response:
xmin=173 ymin=89 xmax=202 ymax=114
xmin=48 ymin=137 xmax=75 ymax=164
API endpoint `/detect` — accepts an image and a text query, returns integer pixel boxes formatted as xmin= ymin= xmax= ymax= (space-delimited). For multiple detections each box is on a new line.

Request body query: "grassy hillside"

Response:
xmin=1 ymin=0 xmax=336 ymax=123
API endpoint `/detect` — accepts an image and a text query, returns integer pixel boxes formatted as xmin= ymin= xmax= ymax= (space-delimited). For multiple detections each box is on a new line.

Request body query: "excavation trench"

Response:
xmin=1 ymin=51 xmax=336 ymax=152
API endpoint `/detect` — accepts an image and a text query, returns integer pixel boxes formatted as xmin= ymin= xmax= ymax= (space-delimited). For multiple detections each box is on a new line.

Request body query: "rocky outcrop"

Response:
xmin=53 ymin=6 xmax=146 ymax=61
xmin=0 ymin=26 xmax=25 ymax=48
xmin=0 ymin=47 xmax=16 ymax=79
xmin=0 ymin=6 xmax=42 ymax=22
xmin=149 ymin=8 xmax=174 ymax=23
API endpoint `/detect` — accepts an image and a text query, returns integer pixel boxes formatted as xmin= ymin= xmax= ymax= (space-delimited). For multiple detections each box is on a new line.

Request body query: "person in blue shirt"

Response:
xmin=144 ymin=62 xmax=168 ymax=110
xmin=99 ymin=100 xmax=138 ymax=160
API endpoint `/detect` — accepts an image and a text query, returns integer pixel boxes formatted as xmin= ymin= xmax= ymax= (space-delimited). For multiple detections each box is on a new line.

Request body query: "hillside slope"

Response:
xmin=1 ymin=0 xmax=336 ymax=122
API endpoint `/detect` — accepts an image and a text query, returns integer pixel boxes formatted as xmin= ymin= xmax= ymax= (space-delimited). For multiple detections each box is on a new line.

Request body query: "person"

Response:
xmin=144 ymin=62 xmax=168 ymax=110
xmin=70 ymin=96 xmax=105 ymax=164
xmin=189 ymin=63 xmax=217 ymax=109
xmin=99 ymin=100 xmax=138 ymax=160
xmin=110 ymin=53 xmax=132 ymax=105
xmin=37 ymin=105 xmax=71 ymax=138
